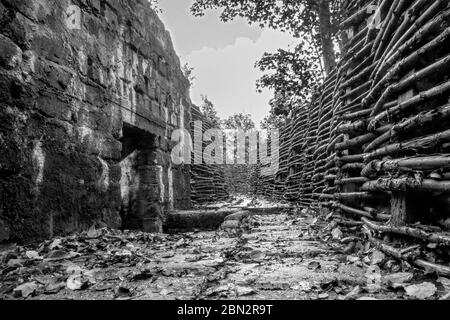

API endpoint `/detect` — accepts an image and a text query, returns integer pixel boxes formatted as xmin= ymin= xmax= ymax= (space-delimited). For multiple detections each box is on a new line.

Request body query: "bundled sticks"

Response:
xmin=190 ymin=106 xmax=229 ymax=204
xmin=254 ymin=0 xmax=450 ymax=253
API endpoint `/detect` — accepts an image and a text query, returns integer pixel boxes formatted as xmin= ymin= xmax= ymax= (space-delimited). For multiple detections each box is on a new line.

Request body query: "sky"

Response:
xmin=158 ymin=0 xmax=296 ymax=127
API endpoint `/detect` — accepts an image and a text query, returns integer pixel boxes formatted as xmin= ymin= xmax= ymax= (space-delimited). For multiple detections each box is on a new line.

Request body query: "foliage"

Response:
xmin=148 ymin=0 xmax=162 ymax=13
xmin=182 ymin=63 xmax=196 ymax=87
xmin=260 ymin=94 xmax=308 ymax=129
xmin=260 ymin=111 xmax=287 ymax=131
xmin=257 ymin=39 xmax=322 ymax=116
xmin=200 ymin=95 xmax=220 ymax=126
xmin=191 ymin=0 xmax=343 ymax=122
xmin=191 ymin=1 xmax=340 ymax=37
xmin=191 ymin=0 xmax=342 ymax=73
xmin=222 ymin=113 xmax=256 ymax=131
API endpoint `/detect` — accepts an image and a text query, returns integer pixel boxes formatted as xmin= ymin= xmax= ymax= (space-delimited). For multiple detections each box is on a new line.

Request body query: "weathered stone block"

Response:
xmin=0 ymin=0 xmax=192 ymax=243
xmin=89 ymin=0 xmax=102 ymax=13
xmin=35 ymin=95 xmax=72 ymax=121
xmin=0 ymin=34 xmax=22 ymax=70
xmin=7 ymin=13 xmax=34 ymax=50
xmin=2 ymin=0 xmax=36 ymax=20
xmin=85 ymin=13 xmax=102 ymax=38
xmin=32 ymin=34 xmax=70 ymax=65
xmin=104 ymin=6 xmax=118 ymax=28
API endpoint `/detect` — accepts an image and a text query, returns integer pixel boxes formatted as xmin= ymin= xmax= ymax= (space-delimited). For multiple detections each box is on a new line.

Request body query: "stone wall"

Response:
xmin=0 ymin=0 xmax=192 ymax=242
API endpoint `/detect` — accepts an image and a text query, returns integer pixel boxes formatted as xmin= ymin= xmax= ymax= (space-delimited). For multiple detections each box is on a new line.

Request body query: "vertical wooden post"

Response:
xmin=390 ymin=192 xmax=408 ymax=226
xmin=391 ymin=192 xmax=431 ymax=226
xmin=341 ymin=86 xmax=359 ymax=206
xmin=390 ymin=82 xmax=415 ymax=226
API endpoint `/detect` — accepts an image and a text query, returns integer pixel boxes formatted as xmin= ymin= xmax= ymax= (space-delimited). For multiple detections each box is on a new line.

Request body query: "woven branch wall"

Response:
xmin=257 ymin=0 xmax=450 ymax=227
xmin=190 ymin=106 xmax=229 ymax=204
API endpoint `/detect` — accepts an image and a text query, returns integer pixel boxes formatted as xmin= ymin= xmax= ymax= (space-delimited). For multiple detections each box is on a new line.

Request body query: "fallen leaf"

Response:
xmin=248 ymin=250 xmax=265 ymax=260
xmin=221 ymin=220 xmax=241 ymax=231
xmin=115 ymin=285 xmax=132 ymax=298
xmin=225 ymin=212 xmax=248 ymax=222
xmin=66 ymin=275 xmax=88 ymax=291
xmin=131 ymin=267 xmax=156 ymax=281
xmin=343 ymin=242 xmax=356 ymax=255
xmin=206 ymin=285 xmax=232 ymax=297
xmin=365 ymin=265 xmax=382 ymax=292
xmin=26 ymin=251 xmax=42 ymax=260
xmin=371 ymin=250 xmax=386 ymax=265
xmin=45 ymin=282 xmax=66 ymax=294
xmin=87 ymin=225 xmax=102 ymax=239
xmin=298 ymin=281 xmax=312 ymax=292
xmin=7 ymin=259 xmax=23 ymax=268
xmin=175 ymin=239 xmax=186 ymax=247
xmin=34 ymin=275 xmax=53 ymax=286
xmin=94 ymin=284 xmax=114 ymax=292
xmin=437 ymin=277 xmax=450 ymax=291
xmin=318 ymin=293 xmax=329 ymax=299
xmin=440 ymin=292 xmax=450 ymax=300
xmin=320 ymin=278 xmax=339 ymax=291
xmin=185 ymin=255 xmax=207 ymax=262
xmin=363 ymin=256 xmax=371 ymax=264
xmin=65 ymin=263 xmax=83 ymax=275
xmin=49 ymin=239 xmax=62 ymax=250
xmin=13 ymin=282 xmax=38 ymax=298
xmin=405 ymin=282 xmax=437 ymax=299
xmin=160 ymin=252 xmax=175 ymax=259
xmin=384 ymin=272 xmax=413 ymax=286
xmin=235 ymin=286 xmax=256 ymax=297
xmin=115 ymin=249 xmax=132 ymax=257
xmin=307 ymin=261 xmax=321 ymax=271
xmin=45 ymin=250 xmax=79 ymax=262
xmin=305 ymin=217 xmax=318 ymax=225
xmin=160 ymin=288 xmax=174 ymax=296
xmin=331 ymin=228 xmax=343 ymax=240
xmin=344 ymin=286 xmax=361 ymax=300
xmin=346 ymin=256 xmax=360 ymax=263
xmin=83 ymin=270 xmax=98 ymax=285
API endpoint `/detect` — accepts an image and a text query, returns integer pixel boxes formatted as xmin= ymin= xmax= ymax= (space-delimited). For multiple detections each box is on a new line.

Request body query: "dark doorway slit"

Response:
xmin=119 ymin=123 xmax=162 ymax=232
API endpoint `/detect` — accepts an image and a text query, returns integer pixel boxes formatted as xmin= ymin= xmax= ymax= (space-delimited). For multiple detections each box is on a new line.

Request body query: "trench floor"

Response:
xmin=1 ymin=198 xmax=449 ymax=300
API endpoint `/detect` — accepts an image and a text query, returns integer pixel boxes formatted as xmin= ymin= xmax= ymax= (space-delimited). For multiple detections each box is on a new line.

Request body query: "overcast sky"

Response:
xmin=158 ymin=0 xmax=296 ymax=127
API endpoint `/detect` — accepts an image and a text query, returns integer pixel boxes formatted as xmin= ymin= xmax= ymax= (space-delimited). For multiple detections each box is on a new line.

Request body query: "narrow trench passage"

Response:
xmin=1 ymin=196 xmax=449 ymax=300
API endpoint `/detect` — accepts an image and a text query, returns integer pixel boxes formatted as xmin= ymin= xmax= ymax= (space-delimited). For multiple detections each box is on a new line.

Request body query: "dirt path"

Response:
xmin=1 ymin=203 xmax=448 ymax=300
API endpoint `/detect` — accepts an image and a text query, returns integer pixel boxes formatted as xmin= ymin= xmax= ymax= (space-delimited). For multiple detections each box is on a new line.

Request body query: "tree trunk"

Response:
xmin=318 ymin=0 xmax=337 ymax=75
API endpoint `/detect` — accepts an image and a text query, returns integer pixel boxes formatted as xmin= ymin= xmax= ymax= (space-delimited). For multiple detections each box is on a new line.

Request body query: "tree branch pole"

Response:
xmin=318 ymin=0 xmax=337 ymax=75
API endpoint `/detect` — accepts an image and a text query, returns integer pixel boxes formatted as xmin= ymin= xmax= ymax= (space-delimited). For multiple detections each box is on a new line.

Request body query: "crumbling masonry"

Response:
xmin=0 ymin=0 xmax=195 ymax=242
